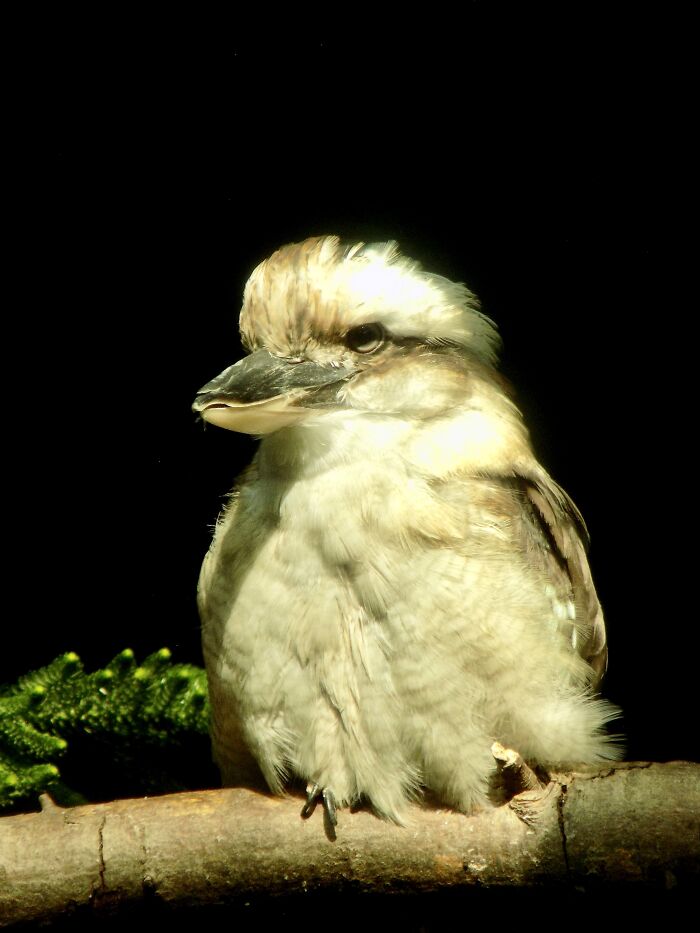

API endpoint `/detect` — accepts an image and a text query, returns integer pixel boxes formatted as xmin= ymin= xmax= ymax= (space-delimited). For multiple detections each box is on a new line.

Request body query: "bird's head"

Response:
xmin=193 ymin=236 xmax=503 ymax=435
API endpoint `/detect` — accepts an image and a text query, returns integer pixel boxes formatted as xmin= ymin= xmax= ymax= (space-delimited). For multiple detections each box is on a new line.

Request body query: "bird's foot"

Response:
xmin=491 ymin=741 xmax=555 ymax=824
xmin=491 ymin=742 xmax=545 ymax=794
xmin=301 ymin=782 xmax=338 ymax=828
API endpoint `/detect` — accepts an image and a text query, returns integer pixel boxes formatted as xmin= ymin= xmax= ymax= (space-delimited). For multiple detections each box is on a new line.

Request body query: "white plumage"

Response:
xmin=193 ymin=235 xmax=621 ymax=824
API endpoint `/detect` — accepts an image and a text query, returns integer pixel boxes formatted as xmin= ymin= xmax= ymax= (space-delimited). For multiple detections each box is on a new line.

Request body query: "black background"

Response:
xmin=7 ymin=7 xmax=696 ymax=768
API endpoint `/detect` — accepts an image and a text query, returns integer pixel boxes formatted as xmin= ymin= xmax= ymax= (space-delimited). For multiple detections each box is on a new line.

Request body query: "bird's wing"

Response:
xmin=490 ymin=466 xmax=607 ymax=688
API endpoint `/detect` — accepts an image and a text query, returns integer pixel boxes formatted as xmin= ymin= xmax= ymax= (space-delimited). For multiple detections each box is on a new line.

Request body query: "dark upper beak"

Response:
xmin=192 ymin=349 xmax=353 ymax=435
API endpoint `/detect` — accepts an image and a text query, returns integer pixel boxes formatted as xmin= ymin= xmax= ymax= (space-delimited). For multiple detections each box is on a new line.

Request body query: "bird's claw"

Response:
xmin=301 ymin=782 xmax=320 ymax=819
xmin=322 ymin=787 xmax=338 ymax=827
xmin=301 ymin=782 xmax=338 ymax=827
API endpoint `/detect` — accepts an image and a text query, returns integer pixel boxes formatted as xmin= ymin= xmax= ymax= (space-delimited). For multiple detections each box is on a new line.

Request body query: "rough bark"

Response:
xmin=1 ymin=762 xmax=698 ymax=926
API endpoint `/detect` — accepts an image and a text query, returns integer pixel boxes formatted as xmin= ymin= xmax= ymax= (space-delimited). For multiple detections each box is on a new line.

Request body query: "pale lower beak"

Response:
xmin=193 ymin=349 xmax=353 ymax=435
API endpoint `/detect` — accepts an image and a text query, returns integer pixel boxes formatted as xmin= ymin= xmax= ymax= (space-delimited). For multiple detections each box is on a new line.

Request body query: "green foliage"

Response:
xmin=0 ymin=649 xmax=211 ymax=811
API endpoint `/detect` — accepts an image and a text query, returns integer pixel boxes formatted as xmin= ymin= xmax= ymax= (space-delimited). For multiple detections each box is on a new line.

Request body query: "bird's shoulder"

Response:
xmin=470 ymin=464 xmax=608 ymax=683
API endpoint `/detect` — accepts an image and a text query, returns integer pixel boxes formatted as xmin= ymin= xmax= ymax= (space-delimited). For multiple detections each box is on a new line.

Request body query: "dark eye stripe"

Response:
xmin=345 ymin=323 xmax=385 ymax=353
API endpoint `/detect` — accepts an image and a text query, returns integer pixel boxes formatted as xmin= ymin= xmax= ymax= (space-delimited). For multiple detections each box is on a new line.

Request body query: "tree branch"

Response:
xmin=1 ymin=762 xmax=698 ymax=926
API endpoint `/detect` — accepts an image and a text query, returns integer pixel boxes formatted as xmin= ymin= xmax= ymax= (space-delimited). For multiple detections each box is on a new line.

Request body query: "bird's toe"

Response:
xmin=301 ymin=782 xmax=338 ymax=828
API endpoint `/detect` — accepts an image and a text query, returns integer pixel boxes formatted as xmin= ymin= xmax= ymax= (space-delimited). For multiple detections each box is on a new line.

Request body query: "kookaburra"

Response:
xmin=193 ymin=235 xmax=620 ymax=825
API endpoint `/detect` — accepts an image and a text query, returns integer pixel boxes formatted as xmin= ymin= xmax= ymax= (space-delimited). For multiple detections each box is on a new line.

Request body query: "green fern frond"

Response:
xmin=0 ymin=649 xmax=211 ymax=811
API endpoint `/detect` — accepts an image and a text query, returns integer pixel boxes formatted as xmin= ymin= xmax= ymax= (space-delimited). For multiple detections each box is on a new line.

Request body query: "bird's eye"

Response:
xmin=345 ymin=323 xmax=385 ymax=354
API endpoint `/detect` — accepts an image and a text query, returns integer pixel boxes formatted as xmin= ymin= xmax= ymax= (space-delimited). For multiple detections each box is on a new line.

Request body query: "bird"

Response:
xmin=193 ymin=235 xmax=621 ymax=826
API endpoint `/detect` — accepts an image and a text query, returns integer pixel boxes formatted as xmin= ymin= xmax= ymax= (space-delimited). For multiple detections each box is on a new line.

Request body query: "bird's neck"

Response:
xmin=256 ymin=404 xmax=533 ymax=483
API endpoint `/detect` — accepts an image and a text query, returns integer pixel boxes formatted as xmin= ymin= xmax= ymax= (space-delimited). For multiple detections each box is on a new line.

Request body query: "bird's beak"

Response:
xmin=192 ymin=349 xmax=353 ymax=434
